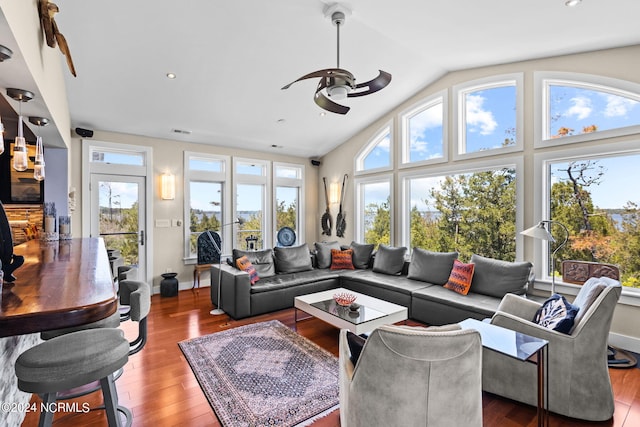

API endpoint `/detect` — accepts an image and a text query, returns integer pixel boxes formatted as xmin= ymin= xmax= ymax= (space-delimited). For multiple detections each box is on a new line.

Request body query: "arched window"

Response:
xmin=355 ymin=122 xmax=393 ymax=174
xmin=400 ymin=91 xmax=447 ymax=166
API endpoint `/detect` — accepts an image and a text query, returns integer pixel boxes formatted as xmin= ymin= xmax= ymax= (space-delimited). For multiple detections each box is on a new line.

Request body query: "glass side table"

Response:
xmin=460 ymin=318 xmax=549 ymax=427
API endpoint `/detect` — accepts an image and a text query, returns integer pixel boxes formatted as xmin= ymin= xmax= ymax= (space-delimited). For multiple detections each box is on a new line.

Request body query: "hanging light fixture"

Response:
xmin=7 ymin=88 xmax=34 ymax=172
xmin=29 ymin=117 xmax=48 ymax=181
xmin=0 ymin=113 xmax=4 ymax=156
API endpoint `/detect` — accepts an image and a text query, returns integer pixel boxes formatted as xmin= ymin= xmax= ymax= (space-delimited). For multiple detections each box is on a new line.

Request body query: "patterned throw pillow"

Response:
xmin=236 ymin=255 xmax=260 ymax=285
xmin=444 ymin=259 xmax=475 ymax=295
xmin=533 ymin=294 xmax=579 ymax=334
xmin=330 ymin=249 xmax=355 ymax=270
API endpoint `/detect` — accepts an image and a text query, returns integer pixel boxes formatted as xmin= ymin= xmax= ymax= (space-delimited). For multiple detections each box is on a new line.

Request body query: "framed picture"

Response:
xmin=6 ymin=141 xmax=44 ymax=203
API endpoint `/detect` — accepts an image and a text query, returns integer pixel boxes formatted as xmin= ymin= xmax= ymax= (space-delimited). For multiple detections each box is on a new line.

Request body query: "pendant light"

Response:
xmin=29 ymin=117 xmax=48 ymax=181
xmin=7 ymin=88 xmax=34 ymax=172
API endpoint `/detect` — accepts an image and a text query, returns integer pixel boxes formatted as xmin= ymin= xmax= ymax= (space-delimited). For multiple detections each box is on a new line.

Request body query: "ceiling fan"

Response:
xmin=281 ymin=8 xmax=391 ymax=115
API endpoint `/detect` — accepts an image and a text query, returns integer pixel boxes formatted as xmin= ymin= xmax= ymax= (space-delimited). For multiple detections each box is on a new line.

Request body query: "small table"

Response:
xmin=294 ymin=288 xmax=408 ymax=334
xmin=193 ymin=264 xmax=212 ymax=288
xmin=460 ymin=318 xmax=549 ymax=427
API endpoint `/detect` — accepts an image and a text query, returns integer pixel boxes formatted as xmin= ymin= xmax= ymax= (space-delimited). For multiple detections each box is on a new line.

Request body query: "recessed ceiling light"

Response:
xmin=565 ymin=0 xmax=581 ymax=6
xmin=166 ymin=72 xmax=176 ymax=79
xmin=319 ymin=112 xmax=327 ymax=117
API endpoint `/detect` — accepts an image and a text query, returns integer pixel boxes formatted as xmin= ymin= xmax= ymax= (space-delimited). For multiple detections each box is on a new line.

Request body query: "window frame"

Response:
xmin=533 ymin=140 xmax=640 ymax=304
xmin=399 ymin=90 xmax=448 ymax=168
xmin=534 ymin=71 xmax=640 ymax=148
xmin=354 ymin=173 xmax=394 ymax=247
xmin=273 ymin=162 xmax=305 ymax=245
xmin=355 ymin=120 xmax=394 ymax=175
xmin=183 ymin=152 xmax=231 ymax=260
xmin=453 ymin=73 xmax=524 ymax=161
xmin=233 ymin=157 xmax=271 ymax=250
xmin=399 ymin=156 xmax=524 ymax=257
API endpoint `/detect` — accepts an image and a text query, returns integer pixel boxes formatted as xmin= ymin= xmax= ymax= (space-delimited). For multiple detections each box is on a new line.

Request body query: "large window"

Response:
xmin=274 ymin=163 xmax=304 ymax=246
xmin=537 ymin=72 xmax=640 ymax=146
xmin=401 ymin=92 xmax=446 ymax=166
xmin=454 ymin=74 xmax=523 ymax=160
xmin=355 ymin=123 xmax=393 ymax=173
xmin=402 ymin=163 xmax=519 ymax=261
xmin=543 ymin=148 xmax=640 ymax=290
xmin=356 ymin=176 xmax=392 ymax=248
xmin=234 ymin=158 xmax=269 ymax=250
xmin=183 ymin=153 xmax=230 ymax=258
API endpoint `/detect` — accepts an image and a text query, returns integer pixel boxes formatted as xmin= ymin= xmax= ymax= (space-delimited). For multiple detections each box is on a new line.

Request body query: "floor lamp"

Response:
xmin=520 ymin=220 xmax=569 ymax=295
xmin=207 ymin=218 xmax=243 ymax=315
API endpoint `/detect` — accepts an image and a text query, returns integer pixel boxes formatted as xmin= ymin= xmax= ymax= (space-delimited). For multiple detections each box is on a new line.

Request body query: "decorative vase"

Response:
xmin=160 ymin=272 xmax=178 ymax=297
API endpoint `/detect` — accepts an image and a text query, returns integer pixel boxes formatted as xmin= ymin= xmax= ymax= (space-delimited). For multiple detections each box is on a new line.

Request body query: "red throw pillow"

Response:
xmin=330 ymin=249 xmax=355 ymax=270
xmin=236 ymin=255 xmax=260 ymax=285
xmin=444 ymin=259 xmax=475 ymax=295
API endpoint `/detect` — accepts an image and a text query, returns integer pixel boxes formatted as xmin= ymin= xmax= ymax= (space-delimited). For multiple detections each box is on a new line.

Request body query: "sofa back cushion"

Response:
xmin=372 ymin=244 xmax=407 ymax=276
xmin=314 ymin=241 xmax=341 ymax=269
xmin=407 ymin=248 xmax=458 ymax=285
xmin=274 ymin=244 xmax=313 ymax=273
xmin=233 ymin=248 xmax=276 ymax=278
xmin=350 ymin=241 xmax=375 ymax=269
xmin=470 ymin=254 xmax=532 ymax=298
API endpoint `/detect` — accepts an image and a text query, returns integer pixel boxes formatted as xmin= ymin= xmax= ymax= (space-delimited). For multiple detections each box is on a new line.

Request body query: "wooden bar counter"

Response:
xmin=0 ymin=237 xmax=117 ymax=337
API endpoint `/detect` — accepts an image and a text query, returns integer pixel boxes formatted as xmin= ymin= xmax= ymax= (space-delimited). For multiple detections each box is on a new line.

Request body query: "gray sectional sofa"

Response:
xmin=211 ymin=242 xmax=536 ymax=325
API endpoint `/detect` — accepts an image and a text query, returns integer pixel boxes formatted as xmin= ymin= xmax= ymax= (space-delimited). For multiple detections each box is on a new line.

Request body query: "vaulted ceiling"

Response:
xmin=3 ymin=0 xmax=640 ymax=157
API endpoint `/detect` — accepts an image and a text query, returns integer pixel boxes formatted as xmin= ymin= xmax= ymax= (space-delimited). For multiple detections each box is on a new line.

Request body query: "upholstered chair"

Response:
xmin=483 ymin=277 xmax=622 ymax=421
xmin=339 ymin=324 xmax=483 ymax=427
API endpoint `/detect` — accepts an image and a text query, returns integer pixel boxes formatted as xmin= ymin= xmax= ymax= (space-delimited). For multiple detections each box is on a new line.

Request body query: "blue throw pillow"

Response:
xmin=533 ymin=294 xmax=579 ymax=334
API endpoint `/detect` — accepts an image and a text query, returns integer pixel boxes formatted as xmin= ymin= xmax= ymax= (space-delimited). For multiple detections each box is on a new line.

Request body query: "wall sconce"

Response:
xmin=329 ymin=182 xmax=340 ymax=205
xmin=161 ymin=173 xmax=175 ymax=200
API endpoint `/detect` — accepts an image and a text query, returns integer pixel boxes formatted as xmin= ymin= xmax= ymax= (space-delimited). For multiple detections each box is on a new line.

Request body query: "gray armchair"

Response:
xmin=339 ymin=324 xmax=483 ymax=427
xmin=483 ymin=276 xmax=622 ymax=421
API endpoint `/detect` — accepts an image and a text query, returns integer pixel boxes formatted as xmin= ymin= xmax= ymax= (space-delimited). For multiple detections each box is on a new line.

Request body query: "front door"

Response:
xmin=89 ymin=174 xmax=146 ymax=279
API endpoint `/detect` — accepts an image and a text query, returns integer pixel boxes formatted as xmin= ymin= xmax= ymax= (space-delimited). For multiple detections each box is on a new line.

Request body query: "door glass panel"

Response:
xmin=98 ymin=180 xmax=140 ymax=265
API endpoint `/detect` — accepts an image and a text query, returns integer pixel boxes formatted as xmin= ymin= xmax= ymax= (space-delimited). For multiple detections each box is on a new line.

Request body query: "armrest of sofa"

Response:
xmin=211 ymin=263 xmax=252 ymax=319
xmin=493 ymin=293 xmax=541 ymax=320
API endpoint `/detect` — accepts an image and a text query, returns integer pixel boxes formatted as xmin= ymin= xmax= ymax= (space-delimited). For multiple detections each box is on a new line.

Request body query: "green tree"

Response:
xmin=276 ymin=199 xmax=297 ymax=231
xmin=364 ymin=198 xmax=390 ymax=247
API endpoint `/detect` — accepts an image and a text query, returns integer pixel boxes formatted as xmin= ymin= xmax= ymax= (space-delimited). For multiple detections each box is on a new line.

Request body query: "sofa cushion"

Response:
xmin=411 ymin=285 xmax=502 ymax=318
xmin=236 ymin=256 xmax=260 ymax=285
xmin=274 ymin=244 xmax=313 ymax=273
xmin=533 ymin=294 xmax=579 ymax=334
xmin=407 ymin=248 xmax=458 ymax=285
xmin=470 ymin=254 xmax=532 ymax=298
xmin=372 ymin=244 xmax=407 ymax=275
xmin=233 ymin=248 xmax=275 ymax=278
xmin=350 ymin=241 xmax=375 ymax=269
xmin=314 ymin=241 xmax=341 ymax=269
xmin=444 ymin=259 xmax=475 ymax=295
xmin=250 ymin=269 xmax=340 ymax=294
xmin=331 ymin=249 xmax=355 ymax=270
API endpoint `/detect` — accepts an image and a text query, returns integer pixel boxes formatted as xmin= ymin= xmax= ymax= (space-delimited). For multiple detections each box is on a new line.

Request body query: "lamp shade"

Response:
xmin=161 ymin=173 xmax=175 ymax=200
xmin=520 ymin=222 xmax=555 ymax=242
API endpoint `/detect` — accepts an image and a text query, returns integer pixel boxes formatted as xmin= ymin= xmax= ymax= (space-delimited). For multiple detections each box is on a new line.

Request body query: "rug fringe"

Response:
xmin=295 ymin=405 xmax=339 ymax=427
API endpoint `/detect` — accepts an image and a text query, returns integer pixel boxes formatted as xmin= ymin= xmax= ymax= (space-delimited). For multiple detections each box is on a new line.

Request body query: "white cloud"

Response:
xmin=565 ymin=96 xmax=592 ymax=120
xmin=604 ymin=94 xmax=638 ymax=117
xmin=466 ymin=94 xmax=497 ymax=135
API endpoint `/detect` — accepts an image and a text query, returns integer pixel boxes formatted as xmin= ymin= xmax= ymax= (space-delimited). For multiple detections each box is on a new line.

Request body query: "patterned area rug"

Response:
xmin=179 ymin=320 xmax=339 ymax=427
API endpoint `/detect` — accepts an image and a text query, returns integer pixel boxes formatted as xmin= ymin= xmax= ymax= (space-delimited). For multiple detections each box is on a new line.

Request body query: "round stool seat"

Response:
xmin=40 ymin=309 xmax=121 ymax=340
xmin=16 ymin=328 xmax=129 ymax=394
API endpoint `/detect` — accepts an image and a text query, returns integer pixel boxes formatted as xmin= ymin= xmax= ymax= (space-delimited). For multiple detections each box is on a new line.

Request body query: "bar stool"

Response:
xmin=15 ymin=328 xmax=131 ymax=427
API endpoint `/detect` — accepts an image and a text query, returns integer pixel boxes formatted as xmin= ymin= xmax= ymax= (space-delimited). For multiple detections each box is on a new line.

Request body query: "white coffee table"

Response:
xmin=294 ymin=288 xmax=408 ymax=334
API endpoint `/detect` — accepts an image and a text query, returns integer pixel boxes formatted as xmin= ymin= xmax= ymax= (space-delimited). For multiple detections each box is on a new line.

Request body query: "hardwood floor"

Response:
xmin=22 ymin=288 xmax=640 ymax=426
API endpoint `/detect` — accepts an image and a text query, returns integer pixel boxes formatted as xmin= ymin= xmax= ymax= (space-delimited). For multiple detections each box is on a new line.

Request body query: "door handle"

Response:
xmin=140 ymin=229 xmax=145 ymax=246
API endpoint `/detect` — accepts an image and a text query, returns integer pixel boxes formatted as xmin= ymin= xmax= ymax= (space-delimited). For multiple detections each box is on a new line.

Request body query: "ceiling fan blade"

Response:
xmin=282 ymin=68 xmax=353 ymax=90
xmin=314 ymin=89 xmax=350 ymax=115
xmin=348 ymin=70 xmax=392 ymax=98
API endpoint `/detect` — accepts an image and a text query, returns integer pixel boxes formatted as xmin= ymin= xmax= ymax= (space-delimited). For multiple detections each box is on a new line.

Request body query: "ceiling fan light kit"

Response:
xmin=282 ymin=5 xmax=391 ymax=114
